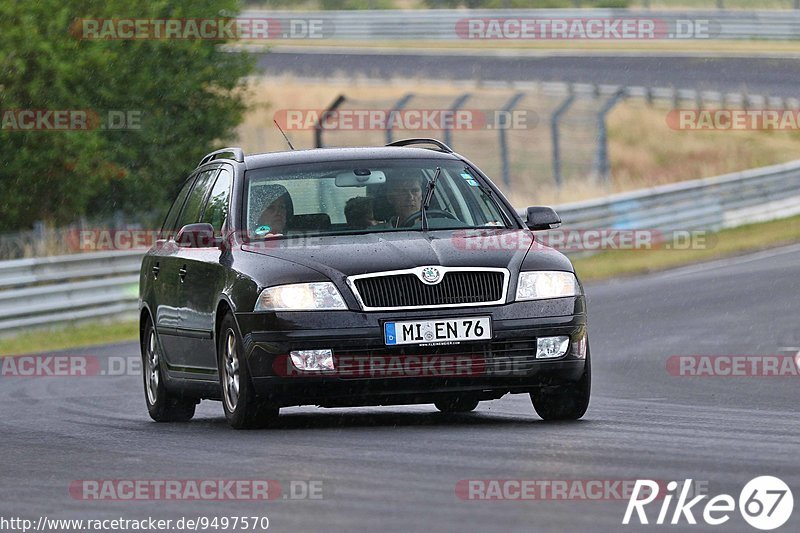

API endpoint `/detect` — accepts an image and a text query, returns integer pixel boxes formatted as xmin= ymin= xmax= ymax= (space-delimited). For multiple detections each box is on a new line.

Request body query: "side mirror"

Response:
xmin=525 ymin=206 xmax=562 ymax=231
xmin=175 ymin=223 xmax=220 ymax=248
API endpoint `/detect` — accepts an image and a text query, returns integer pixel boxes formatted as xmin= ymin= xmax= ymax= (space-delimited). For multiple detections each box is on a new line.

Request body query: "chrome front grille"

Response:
xmin=349 ymin=267 xmax=508 ymax=311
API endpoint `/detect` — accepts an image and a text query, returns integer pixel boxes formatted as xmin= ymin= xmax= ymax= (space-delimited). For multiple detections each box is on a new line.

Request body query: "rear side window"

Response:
xmin=175 ymin=169 xmax=218 ymax=231
xmin=161 ymin=176 xmax=196 ymax=239
xmin=201 ymin=168 xmax=232 ymax=234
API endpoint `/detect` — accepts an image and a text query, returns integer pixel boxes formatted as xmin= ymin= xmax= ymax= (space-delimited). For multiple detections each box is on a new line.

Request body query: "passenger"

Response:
xmin=253 ymin=184 xmax=293 ymax=237
xmin=344 ymin=196 xmax=377 ymax=229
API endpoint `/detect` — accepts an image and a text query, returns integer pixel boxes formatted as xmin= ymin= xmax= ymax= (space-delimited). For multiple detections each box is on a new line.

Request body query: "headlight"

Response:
xmin=515 ymin=271 xmax=579 ymax=301
xmin=254 ymin=282 xmax=347 ymax=311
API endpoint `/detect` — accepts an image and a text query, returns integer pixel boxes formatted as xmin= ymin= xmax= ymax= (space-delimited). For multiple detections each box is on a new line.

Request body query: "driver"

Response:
xmin=383 ymin=170 xmax=423 ymax=228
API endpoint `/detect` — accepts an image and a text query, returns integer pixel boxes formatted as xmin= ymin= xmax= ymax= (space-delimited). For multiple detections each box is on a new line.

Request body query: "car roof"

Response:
xmin=244 ymin=146 xmax=461 ymax=170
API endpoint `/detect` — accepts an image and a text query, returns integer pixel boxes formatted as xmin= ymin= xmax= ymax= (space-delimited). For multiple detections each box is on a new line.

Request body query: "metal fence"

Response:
xmin=308 ymin=81 xmax=797 ymax=204
xmin=527 ymin=158 xmax=800 ymax=231
xmin=2 ymin=159 xmax=799 ymax=334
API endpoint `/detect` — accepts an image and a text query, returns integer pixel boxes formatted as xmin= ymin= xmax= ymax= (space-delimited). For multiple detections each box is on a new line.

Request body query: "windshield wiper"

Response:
xmin=421 ymin=167 xmax=441 ymax=232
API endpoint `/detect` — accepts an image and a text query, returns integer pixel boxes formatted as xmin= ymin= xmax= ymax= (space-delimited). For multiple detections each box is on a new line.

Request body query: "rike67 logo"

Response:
xmin=623 ymin=476 xmax=793 ymax=530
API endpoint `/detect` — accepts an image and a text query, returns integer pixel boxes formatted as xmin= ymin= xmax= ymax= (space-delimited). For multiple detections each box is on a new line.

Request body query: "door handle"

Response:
xmin=178 ymin=265 xmax=187 ymax=282
xmin=152 ymin=263 xmax=160 ymax=279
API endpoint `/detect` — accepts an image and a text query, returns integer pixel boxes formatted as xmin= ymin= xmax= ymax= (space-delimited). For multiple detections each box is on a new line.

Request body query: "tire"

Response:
xmin=141 ymin=317 xmax=196 ymax=422
xmin=218 ymin=312 xmax=279 ymax=429
xmin=530 ymin=348 xmax=591 ymax=421
xmin=434 ymin=397 xmax=480 ymax=413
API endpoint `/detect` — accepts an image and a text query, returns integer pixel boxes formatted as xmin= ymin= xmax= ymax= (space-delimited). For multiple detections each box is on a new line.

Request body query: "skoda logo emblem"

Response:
xmin=421 ymin=267 xmax=441 ymax=284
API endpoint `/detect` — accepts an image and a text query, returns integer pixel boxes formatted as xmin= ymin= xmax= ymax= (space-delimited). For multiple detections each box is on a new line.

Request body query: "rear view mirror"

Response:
xmin=525 ymin=206 xmax=562 ymax=231
xmin=335 ymin=169 xmax=386 ymax=187
xmin=175 ymin=223 xmax=220 ymax=248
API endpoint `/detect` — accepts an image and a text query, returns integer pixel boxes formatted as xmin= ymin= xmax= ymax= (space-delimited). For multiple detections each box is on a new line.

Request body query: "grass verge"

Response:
xmin=573 ymin=213 xmax=800 ymax=281
xmin=0 ymin=320 xmax=139 ymax=357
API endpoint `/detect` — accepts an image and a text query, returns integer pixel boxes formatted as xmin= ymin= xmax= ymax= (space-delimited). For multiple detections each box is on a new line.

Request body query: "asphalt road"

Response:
xmin=1 ymin=245 xmax=799 ymax=532
xmin=256 ymin=51 xmax=800 ymax=98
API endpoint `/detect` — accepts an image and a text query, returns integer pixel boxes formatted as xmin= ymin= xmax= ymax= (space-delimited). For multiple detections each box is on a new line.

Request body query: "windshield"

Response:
xmin=243 ymin=158 xmax=513 ymax=239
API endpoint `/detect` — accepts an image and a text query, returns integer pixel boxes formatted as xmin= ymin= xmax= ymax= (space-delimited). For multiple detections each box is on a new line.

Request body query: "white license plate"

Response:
xmin=384 ymin=317 xmax=492 ymax=346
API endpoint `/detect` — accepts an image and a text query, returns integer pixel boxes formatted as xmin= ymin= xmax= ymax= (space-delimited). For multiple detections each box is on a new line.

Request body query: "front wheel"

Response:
xmin=218 ymin=312 xmax=279 ymax=429
xmin=141 ymin=317 xmax=196 ymax=422
xmin=530 ymin=348 xmax=591 ymax=421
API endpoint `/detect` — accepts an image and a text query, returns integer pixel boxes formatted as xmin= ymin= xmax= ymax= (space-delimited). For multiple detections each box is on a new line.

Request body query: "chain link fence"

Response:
xmin=302 ymin=80 xmax=797 ymax=206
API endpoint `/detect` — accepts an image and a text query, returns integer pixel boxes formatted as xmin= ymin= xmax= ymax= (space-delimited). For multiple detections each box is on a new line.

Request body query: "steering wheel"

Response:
xmin=400 ymin=209 xmax=459 ymax=227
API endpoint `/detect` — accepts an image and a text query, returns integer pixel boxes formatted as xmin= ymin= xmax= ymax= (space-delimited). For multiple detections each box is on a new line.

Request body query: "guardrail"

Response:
xmin=0 ymin=250 xmax=143 ymax=333
xmin=2 ymin=159 xmax=800 ymax=334
xmin=532 ymin=158 xmax=800 ymax=232
xmin=241 ymin=9 xmax=800 ymax=41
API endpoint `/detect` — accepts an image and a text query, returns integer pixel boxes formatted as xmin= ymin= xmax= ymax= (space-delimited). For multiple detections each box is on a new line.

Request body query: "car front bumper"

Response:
xmin=235 ymin=296 xmax=587 ymax=407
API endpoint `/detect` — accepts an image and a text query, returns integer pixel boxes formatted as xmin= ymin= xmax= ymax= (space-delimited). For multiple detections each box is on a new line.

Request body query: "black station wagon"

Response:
xmin=139 ymin=139 xmax=591 ymax=429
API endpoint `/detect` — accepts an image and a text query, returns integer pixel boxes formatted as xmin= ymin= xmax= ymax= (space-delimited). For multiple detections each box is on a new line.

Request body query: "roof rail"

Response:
xmin=386 ymin=138 xmax=453 ymax=153
xmin=197 ymin=147 xmax=245 ymax=167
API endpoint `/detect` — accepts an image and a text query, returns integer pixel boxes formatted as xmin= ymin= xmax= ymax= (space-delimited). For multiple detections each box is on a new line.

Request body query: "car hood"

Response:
xmin=241 ymin=229 xmax=571 ymax=281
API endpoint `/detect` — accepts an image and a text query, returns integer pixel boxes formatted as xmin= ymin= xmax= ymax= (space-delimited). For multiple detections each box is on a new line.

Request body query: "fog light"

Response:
xmin=536 ymin=336 xmax=570 ymax=359
xmin=289 ymin=349 xmax=334 ymax=371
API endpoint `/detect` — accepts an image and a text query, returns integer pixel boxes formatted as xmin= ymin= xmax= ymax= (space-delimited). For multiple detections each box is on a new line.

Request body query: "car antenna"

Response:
xmin=273 ymin=119 xmax=296 ymax=151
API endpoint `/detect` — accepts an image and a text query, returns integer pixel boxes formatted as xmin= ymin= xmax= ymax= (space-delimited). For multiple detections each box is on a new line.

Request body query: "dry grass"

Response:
xmin=0 ymin=320 xmax=139 ymax=356
xmin=238 ymin=76 xmax=800 ymax=205
xmin=607 ymin=102 xmax=800 ymax=189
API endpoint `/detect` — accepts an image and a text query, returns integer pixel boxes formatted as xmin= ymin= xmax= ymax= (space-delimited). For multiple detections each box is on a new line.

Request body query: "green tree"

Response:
xmin=0 ymin=0 xmax=254 ymax=231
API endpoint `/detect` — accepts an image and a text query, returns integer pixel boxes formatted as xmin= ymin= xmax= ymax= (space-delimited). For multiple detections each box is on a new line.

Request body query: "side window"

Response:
xmin=175 ymin=169 xmax=218 ymax=231
xmin=161 ymin=176 xmax=196 ymax=239
xmin=201 ymin=168 xmax=232 ymax=234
